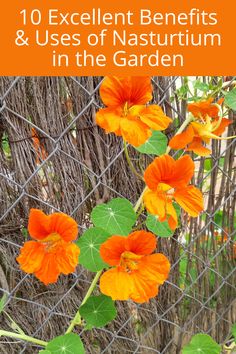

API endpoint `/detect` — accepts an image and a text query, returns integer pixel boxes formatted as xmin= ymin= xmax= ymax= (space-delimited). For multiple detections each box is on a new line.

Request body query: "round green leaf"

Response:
xmin=146 ymin=205 xmax=180 ymax=237
xmin=76 ymin=227 xmax=111 ymax=272
xmin=231 ymin=323 xmax=236 ymax=341
xmin=136 ymin=131 xmax=167 ymax=155
xmin=46 ymin=334 xmax=84 ymax=354
xmin=146 ymin=214 xmax=174 ymax=237
xmin=193 ymin=80 xmax=209 ymax=92
xmin=91 ymin=198 xmax=137 ymax=236
xmin=182 ymin=334 xmax=221 ymax=354
xmin=39 ymin=351 xmax=51 ymax=354
xmin=80 ymin=295 xmax=117 ymax=328
xmin=225 ymin=88 xmax=236 ymax=110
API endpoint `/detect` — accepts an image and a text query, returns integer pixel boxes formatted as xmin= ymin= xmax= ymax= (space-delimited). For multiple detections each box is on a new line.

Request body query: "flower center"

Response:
xmin=41 ymin=232 xmax=62 ymax=252
xmin=120 ymin=251 xmax=142 ymax=272
xmin=157 ymin=184 xmax=174 ymax=201
xmin=158 ymin=183 xmax=172 ymax=192
xmin=123 ymin=101 xmax=129 ymax=116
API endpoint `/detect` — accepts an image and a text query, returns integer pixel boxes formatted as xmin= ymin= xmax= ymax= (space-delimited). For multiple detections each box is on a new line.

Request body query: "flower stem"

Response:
xmin=3 ymin=311 xmax=25 ymax=335
xmin=66 ymin=270 xmax=102 ymax=334
xmin=81 ymin=270 xmax=103 ymax=306
xmin=0 ymin=330 xmax=47 ymax=347
xmin=123 ymin=141 xmax=144 ymax=181
xmin=134 ymin=187 xmax=148 ymax=212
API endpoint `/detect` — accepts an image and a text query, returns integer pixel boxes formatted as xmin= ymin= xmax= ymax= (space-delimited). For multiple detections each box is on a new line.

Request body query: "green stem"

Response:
xmin=66 ymin=270 xmax=102 ymax=334
xmin=166 ymin=114 xmax=194 ymax=154
xmin=123 ymin=141 xmax=144 ymax=181
xmin=81 ymin=270 xmax=102 ymax=306
xmin=0 ymin=330 xmax=47 ymax=347
xmin=134 ymin=187 xmax=148 ymax=213
xmin=4 ymin=311 xmax=25 ymax=335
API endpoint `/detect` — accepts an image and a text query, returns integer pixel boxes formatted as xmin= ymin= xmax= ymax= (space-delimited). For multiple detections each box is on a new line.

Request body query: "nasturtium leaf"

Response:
xmin=146 ymin=206 xmax=180 ymax=238
xmin=80 ymin=295 xmax=117 ymax=328
xmin=146 ymin=214 xmax=174 ymax=237
xmin=2 ymin=133 xmax=10 ymax=156
xmin=38 ymin=351 xmax=51 ymax=354
xmin=225 ymin=88 xmax=236 ymax=110
xmin=84 ymin=323 xmax=94 ymax=331
xmin=0 ymin=294 xmax=7 ymax=314
xmin=46 ymin=333 xmax=84 ymax=354
xmin=175 ymin=204 xmax=181 ymax=217
xmin=204 ymin=159 xmax=212 ymax=172
xmin=91 ymin=198 xmax=137 ymax=236
xmin=136 ymin=131 xmax=167 ymax=155
xmin=182 ymin=334 xmax=221 ymax=354
xmin=76 ymin=227 xmax=111 ymax=272
xmin=193 ymin=80 xmax=209 ymax=92
xmin=232 ymin=323 xmax=236 ymax=341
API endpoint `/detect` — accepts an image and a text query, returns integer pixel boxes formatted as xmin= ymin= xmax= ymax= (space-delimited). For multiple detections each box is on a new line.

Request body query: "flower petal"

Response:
xmin=56 ymin=243 xmax=80 ymax=275
xmin=144 ymin=155 xmax=194 ymax=190
xmin=120 ymin=116 xmax=151 ymax=147
xmin=129 ymin=77 xmax=153 ymax=106
xmin=213 ymin=118 xmax=232 ymax=136
xmin=100 ymin=268 xmax=134 ymax=301
xmin=96 ymin=107 xmax=122 ymax=135
xmin=100 ymin=236 xmax=126 ymax=266
xmin=129 ymin=272 xmax=159 ymax=303
xmin=144 ymin=155 xmax=175 ymax=191
xmin=16 ymin=241 xmax=45 ymax=273
xmin=171 ymin=155 xmax=195 ymax=188
xmin=139 ymin=105 xmax=172 ymax=131
xmin=125 ymin=231 xmax=157 ymax=255
xmin=28 ymin=209 xmax=51 ymax=240
xmin=166 ymin=201 xmax=178 ymax=230
xmin=144 ymin=189 xmax=167 ymax=220
xmin=100 ymin=76 xmax=152 ymax=107
xmin=100 ymin=267 xmax=161 ymax=303
xmin=186 ymin=137 xmax=211 ymax=156
xmin=34 ymin=253 xmax=60 ymax=285
xmin=100 ymin=76 xmax=130 ymax=107
xmin=174 ymin=185 xmax=204 ymax=217
xmin=138 ymin=253 xmax=170 ymax=284
xmin=188 ymin=98 xmax=219 ymax=119
xmin=168 ymin=124 xmax=195 ymax=150
xmin=49 ymin=213 xmax=78 ymax=242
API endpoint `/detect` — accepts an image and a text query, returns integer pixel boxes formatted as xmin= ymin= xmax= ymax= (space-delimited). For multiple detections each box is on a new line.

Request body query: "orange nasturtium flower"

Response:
xmin=17 ymin=209 xmax=80 ymax=285
xmin=96 ymin=76 xmax=172 ymax=147
xmin=99 ymin=231 xmax=170 ymax=303
xmin=143 ymin=155 xmax=204 ymax=230
xmin=169 ymin=98 xmax=232 ymax=156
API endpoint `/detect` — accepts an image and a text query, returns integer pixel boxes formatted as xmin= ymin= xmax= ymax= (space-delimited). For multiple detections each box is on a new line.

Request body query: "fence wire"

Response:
xmin=0 ymin=76 xmax=235 ymax=354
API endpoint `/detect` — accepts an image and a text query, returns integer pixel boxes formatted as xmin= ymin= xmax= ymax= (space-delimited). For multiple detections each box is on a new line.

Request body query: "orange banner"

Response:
xmin=0 ymin=0 xmax=235 ymax=75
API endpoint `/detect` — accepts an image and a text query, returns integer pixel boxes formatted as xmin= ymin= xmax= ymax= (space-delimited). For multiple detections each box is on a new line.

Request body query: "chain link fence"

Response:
xmin=0 ymin=76 xmax=235 ymax=354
